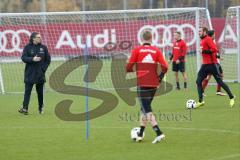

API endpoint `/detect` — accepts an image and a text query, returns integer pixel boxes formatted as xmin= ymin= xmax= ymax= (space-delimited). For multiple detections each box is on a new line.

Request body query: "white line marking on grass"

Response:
xmin=89 ymin=126 xmax=240 ymax=135
xmin=0 ymin=126 xmax=239 ymax=135
xmin=162 ymin=127 xmax=240 ymax=135
xmin=207 ymin=154 xmax=240 ymax=160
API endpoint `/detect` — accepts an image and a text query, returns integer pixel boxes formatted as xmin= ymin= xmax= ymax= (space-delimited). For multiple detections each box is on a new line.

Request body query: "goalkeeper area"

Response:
xmin=0 ymin=7 xmax=239 ymax=160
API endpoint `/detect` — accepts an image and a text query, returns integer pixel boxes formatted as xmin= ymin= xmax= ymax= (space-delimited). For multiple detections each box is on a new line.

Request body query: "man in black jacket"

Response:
xmin=18 ymin=32 xmax=51 ymax=115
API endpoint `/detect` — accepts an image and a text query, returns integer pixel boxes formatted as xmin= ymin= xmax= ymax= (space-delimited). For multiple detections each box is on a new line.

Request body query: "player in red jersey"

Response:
xmin=195 ymin=27 xmax=235 ymax=108
xmin=202 ymin=30 xmax=227 ymax=96
xmin=126 ymin=30 xmax=168 ymax=143
xmin=169 ymin=31 xmax=188 ymax=90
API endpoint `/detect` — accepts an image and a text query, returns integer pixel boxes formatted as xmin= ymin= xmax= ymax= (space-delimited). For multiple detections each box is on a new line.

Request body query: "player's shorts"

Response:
xmin=172 ymin=61 xmax=185 ymax=72
xmin=137 ymin=87 xmax=157 ymax=114
xmin=197 ymin=64 xmax=222 ymax=80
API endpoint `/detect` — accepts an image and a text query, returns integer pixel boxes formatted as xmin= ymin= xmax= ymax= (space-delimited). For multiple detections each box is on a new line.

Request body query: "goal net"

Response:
xmin=221 ymin=6 xmax=240 ymax=83
xmin=0 ymin=8 xmax=212 ymax=94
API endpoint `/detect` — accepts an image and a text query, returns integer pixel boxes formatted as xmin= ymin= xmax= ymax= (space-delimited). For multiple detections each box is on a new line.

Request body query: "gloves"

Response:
xmin=158 ymin=72 xmax=165 ymax=83
xmin=202 ymin=50 xmax=212 ymax=54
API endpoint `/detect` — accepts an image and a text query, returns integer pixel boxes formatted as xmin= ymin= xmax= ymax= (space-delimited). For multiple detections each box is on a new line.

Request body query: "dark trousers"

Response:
xmin=137 ymin=87 xmax=157 ymax=114
xmin=23 ymin=83 xmax=44 ymax=111
xmin=196 ymin=64 xmax=234 ymax=102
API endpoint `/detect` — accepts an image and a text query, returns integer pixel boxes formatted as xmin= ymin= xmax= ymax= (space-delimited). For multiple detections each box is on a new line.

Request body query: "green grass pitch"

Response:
xmin=0 ymin=56 xmax=239 ymax=160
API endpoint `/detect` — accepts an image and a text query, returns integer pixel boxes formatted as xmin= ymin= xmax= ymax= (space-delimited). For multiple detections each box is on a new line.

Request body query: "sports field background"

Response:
xmin=0 ymin=54 xmax=239 ymax=160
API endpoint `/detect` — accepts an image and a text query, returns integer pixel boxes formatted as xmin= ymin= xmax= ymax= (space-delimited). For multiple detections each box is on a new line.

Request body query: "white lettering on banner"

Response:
xmin=56 ymin=29 xmax=116 ymax=49
xmin=0 ymin=29 xmax=31 ymax=53
xmin=218 ymin=24 xmax=237 ymax=43
xmin=137 ymin=24 xmax=196 ymax=47
xmin=56 ymin=30 xmax=76 ymax=48
xmin=94 ymin=29 xmax=108 ymax=48
xmin=77 ymin=35 xmax=92 ymax=48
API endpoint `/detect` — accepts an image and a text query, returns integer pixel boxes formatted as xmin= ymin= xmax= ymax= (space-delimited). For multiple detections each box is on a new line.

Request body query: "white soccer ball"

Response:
xmin=131 ymin=127 xmax=145 ymax=140
xmin=186 ymin=99 xmax=196 ymax=109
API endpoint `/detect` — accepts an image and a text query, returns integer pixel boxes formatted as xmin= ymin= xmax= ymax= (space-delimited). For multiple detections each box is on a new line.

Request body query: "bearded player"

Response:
xmin=202 ymin=30 xmax=226 ymax=96
xmin=195 ymin=27 xmax=235 ymax=108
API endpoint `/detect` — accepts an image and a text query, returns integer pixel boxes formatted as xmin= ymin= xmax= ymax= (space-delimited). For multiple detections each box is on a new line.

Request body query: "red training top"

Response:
xmin=200 ymin=35 xmax=218 ymax=64
xmin=172 ymin=39 xmax=187 ymax=62
xmin=126 ymin=44 xmax=168 ymax=87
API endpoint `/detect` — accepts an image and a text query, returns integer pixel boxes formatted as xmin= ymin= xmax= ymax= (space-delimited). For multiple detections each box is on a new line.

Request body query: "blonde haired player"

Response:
xmin=126 ymin=30 xmax=168 ymax=143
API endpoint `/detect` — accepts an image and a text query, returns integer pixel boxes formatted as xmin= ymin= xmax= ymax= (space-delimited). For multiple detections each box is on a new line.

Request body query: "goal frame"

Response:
xmin=0 ymin=7 xmax=212 ymax=94
xmin=223 ymin=6 xmax=240 ymax=83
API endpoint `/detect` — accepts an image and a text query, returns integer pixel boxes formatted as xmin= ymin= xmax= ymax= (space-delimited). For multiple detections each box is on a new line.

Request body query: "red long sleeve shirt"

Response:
xmin=200 ymin=35 xmax=218 ymax=64
xmin=172 ymin=39 xmax=187 ymax=62
xmin=126 ymin=44 xmax=168 ymax=87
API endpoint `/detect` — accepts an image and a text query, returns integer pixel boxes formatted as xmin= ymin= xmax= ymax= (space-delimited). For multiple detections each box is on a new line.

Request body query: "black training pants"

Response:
xmin=23 ymin=83 xmax=44 ymax=111
xmin=196 ymin=64 xmax=234 ymax=102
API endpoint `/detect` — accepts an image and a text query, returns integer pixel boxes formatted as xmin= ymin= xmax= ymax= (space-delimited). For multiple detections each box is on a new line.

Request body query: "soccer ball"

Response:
xmin=186 ymin=99 xmax=196 ymax=109
xmin=130 ymin=127 xmax=145 ymax=140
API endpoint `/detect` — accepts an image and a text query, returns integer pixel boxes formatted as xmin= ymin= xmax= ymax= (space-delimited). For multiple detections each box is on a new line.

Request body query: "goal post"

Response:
xmin=0 ymin=8 xmax=212 ymax=94
xmin=222 ymin=6 xmax=240 ymax=83
xmin=238 ymin=7 xmax=240 ymax=83
xmin=0 ymin=65 xmax=5 ymax=94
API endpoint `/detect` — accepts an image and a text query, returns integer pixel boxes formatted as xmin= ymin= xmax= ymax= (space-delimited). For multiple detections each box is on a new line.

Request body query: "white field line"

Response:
xmin=0 ymin=126 xmax=239 ymax=135
xmin=207 ymin=154 xmax=240 ymax=160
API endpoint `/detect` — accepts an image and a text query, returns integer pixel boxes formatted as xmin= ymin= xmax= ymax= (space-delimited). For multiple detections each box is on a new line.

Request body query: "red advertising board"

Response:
xmin=0 ymin=18 xmax=236 ymax=57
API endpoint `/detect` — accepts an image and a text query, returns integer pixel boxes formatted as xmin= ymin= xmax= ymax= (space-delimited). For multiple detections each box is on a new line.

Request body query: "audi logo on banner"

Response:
xmin=137 ymin=24 xmax=196 ymax=47
xmin=0 ymin=29 xmax=31 ymax=53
